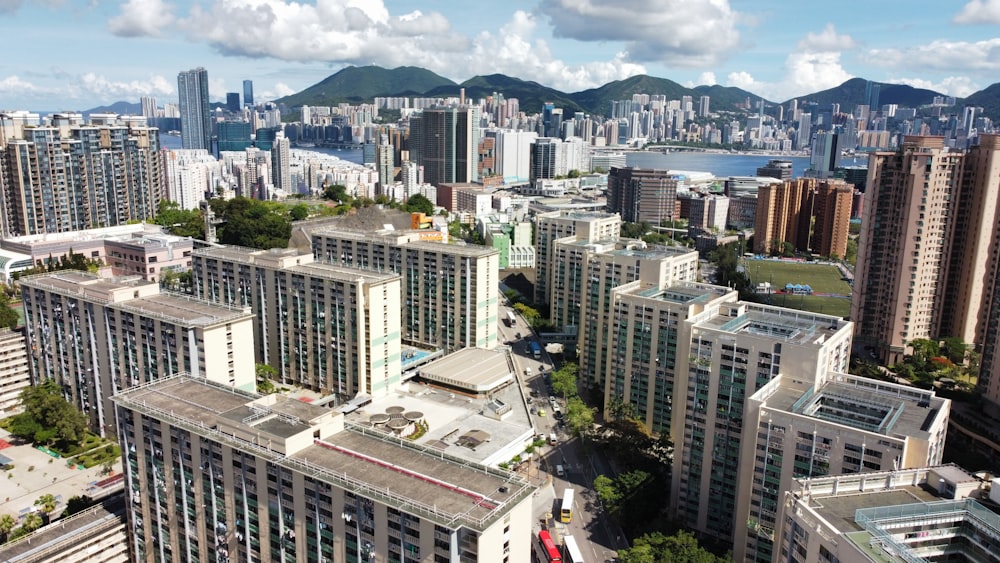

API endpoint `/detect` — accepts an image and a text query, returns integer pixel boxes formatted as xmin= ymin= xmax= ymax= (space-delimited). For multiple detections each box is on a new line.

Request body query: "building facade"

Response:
xmin=408 ymin=106 xmax=480 ymax=186
xmin=20 ymin=271 xmax=255 ymax=436
xmin=113 ymin=375 xmax=535 ymax=563
xmin=299 ymin=225 xmax=499 ymax=353
xmin=533 ymin=211 xmax=621 ymax=307
xmin=753 ymin=178 xmax=813 ymax=255
xmin=852 ymin=136 xmax=966 ymax=364
xmin=737 ymin=373 xmax=949 ymax=562
xmin=191 ymin=246 xmax=403 ymax=399
xmin=607 ymin=167 xmax=682 ymax=224
xmin=0 ymin=327 xmax=30 ymax=416
xmin=0 ymin=120 xmax=162 ymax=236
xmin=177 ymin=68 xmax=212 ymax=151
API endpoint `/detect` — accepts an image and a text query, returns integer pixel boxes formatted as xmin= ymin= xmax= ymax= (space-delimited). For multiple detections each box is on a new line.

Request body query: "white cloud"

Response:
xmin=724 ymin=26 xmax=855 ymax=101
xmin=864 ymin=38 xmax=1000 ymax=72
xmin=539 ymin=0 xmax=742 ymax=67
xmin=108 ymin=0 xmax=175 ymax=37
xmin=797 ymin=23 xmax=858 ymax=52
xmin=694 ymin=72 xmax=717 ymax=86
xmin=104 ymin=1 xmax=645 ymax=92
xmin=0 ymin=75 xmax=40 ymax=93
xmin=954 ymin=0 xmax=1000 ymax=24
xmin=884 ymin=76 xmax=979 ymax=97
xmin=67 ymin=73 xmax=174 ymax=102
xmin=260 ymin=82 xmax=296 ymax=100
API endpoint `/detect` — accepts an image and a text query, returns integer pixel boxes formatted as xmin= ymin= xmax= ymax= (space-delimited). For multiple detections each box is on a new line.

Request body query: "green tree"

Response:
xmin=621 ymin=221 xmax=652 ymax=239
xmin=322 ymin=183 xmax=350 ymax=204
xmin=512 ymin=303 xmax=540 ymax=326
xmin=289 ymin=203 xmax=310 ymax=221
xmin=618 ymin=530 xmax=729 ymax=563
xmin=212 ymin=197 xmax=293 ymax=249
xmin=153 ymin=200 xmax=205 ymax=238
xmin=564 ymin=397 xmax=595 ymax=437
xmin=940 ymin=337 xmax=968 ymax=365
xmin=20 ymin=513 xmax=42 ymax=534
xmin=0 ymin=294 xmax=18 ymax=330
xmin=0 ymin=513 xmax=15 ymax=543
xmin=402 ymin=193 xmax=434 ymax=215
xmin=593 ymin=474 xmax=620 ymax=508
xmin=550 ymin=363 xmax=578 ymax=398
xmin=8 ymin=381 xmax=88 ymax=446
xmin=256 ymin=364 xmax=277 ymax=394
xmin=34 ymin=494 xmax=57 ymax=522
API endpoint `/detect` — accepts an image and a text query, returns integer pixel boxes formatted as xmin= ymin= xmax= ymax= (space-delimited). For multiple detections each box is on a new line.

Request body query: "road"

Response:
xmin=498 ymin=299 xmax=624 ymax=563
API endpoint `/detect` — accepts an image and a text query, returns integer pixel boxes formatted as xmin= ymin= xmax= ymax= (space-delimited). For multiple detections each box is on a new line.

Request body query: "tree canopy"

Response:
xmin=210 ymin=197 xmax=294 ymax=249
xmin=0 ymin=293 xmax=18 ymax=330
xmin=402 ymin=193 xmax=434 ymax=215
xmin=8 ymin=380 xmax=89 ymax=446
xmin=152 ymin=200 xmax=205 ymax=238
xmin=617 ymin=530 xmax=730 ymax=563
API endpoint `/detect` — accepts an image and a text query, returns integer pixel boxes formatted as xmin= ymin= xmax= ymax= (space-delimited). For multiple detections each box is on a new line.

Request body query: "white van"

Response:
xmin=555 ymin=464 xmax=565 ymax=477
xmin=549 ymin=433 xmax=558 ymax=446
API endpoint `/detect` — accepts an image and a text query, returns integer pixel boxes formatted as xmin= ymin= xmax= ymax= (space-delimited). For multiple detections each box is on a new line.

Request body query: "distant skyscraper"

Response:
xmin=808 ymin=132 xmax=842 ymax=177
xmin=865 ymin=80 xmax=881 ymax=111
xmin=177 ymin=67 xmax=211 ymax=150
xmin=242 ymin=79 xmax=254 ymax=107
xmin=226 ymin=92 xmax=240 ymax=113
xmin=698 ymin=95 xmax=710 ymax=118
xmin=140 ymin=96 xmax=157 ymax=118
xmin=408 ymin=106 xmax=480 ymax=186
xmin=270 ymin=133 xmax=291 ymax=194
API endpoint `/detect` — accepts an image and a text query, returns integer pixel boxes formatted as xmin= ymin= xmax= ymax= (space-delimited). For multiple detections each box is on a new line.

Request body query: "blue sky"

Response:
xmin=2 ymin=0 xmax=999 ymax=111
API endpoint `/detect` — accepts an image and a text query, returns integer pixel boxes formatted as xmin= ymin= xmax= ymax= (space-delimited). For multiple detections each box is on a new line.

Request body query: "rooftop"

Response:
xmin=698 ymin=302 xmax=849 ymax=346
xmin=417 ymin=348 xmax=513 ymax=394
xmin=630 ymin=282 xmax=734 ymax=304
xmin=760 ymin=374 xmax=945 ymax=440
xmin=117 ymin=293 xmax=252 ymax=327
xmin=114 ymin=376 xmax=533 ymax=531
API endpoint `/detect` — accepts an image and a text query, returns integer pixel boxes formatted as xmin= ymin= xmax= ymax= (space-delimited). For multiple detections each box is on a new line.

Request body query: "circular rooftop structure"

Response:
xmin=404 ymin=411 xmax=424 ymax=422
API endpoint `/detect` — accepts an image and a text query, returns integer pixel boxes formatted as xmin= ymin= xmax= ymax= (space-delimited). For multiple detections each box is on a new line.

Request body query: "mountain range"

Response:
xmin=85 ymin=65 xmax=1000 ymax=121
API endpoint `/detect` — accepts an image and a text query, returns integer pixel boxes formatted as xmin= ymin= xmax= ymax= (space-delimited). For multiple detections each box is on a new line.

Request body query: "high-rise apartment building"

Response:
xmin=0 ymin=327 xmax=29 ymax=416
xmin=140 ymin=96 xmax=157 ymax=119
xmin=775 ymin=466 xmax=991 ymax=563
xmin=852 ymin=136 xmax=965 ymax=364
xmin=177 ymin=67 xmax=212 ymax=151
xmin=688 ymin=194 xmax=730 ymax=234
xmin=0 ymin=118 xmax=162 ymax=236
xmin=408 ymin=106 xmax=480 ymax=186
xmin=737 ymin=373 xmax=949 ymax=561
xmin=226 ymin=92 xmax=241 ymax=113
xmin=753 ymin=178 xmax=813 ymax=255
xmin=191 ymin=246 xmax=402 ymax=399
xmin=811 ymin=179 xmax=853 ymax=259
xmin=299 ymin=219 xmax=500 ymax=352
xmin=670 ymin=301 xmax=853 ymax=544
xmin=20 ymin=271 xmax=255 ymax=436
xmin=217 ymin=120 xmax=252 ymax=152
xmin=486 ymin=129 xmax=537 ymax=184
xmin=113 ymin=375 xmax=535 ymax=563
xmin=533 ymin=211 xmax=621 ymax=307
xmin=606 ymin=167 xmax=682 ymax=224
xmin=271 ymin=133 xmax=292 ymax=194
xmin=164 ymin=148 xmax=219 ymax=210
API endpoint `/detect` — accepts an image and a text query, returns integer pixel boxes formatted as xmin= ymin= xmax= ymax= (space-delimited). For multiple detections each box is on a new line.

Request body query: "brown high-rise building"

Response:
xmin=852 ymin=136 xmax=972 ymax=365
xmin=606 ymin=167 xmax=681 ymax=224
xmin=812 ymin=179 xmax=854 ymax=259
xmin=752 ymin=178 xmax=813 ymax=255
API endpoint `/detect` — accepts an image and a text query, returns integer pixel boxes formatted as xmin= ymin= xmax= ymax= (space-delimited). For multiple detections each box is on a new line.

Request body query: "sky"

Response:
xmin=2 ymin=0 xmax=1000 ymax=111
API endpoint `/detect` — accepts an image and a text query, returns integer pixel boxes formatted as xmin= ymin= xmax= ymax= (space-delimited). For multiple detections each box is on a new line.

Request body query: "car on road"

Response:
xmin=538 ymin=409 xmax=546 ymax=417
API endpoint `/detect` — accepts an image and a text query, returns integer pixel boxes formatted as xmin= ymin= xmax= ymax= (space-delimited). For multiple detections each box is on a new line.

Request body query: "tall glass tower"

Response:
xmin=177 ymin=67 xmax=211 ymax=150
xmin=243 ymin=79 xmax=254 ymax=107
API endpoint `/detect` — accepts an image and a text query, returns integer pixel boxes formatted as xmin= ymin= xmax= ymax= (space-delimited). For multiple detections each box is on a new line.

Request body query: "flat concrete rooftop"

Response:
xmin=698 ymin=303 xmax=849 ymax=346
xmin=114 ymin=376 xmax=533 ymax=530
xmin=417 ymin=348 xmax=513 ymax=393
xmin=118 ymin=293 xmax=252 ymax=326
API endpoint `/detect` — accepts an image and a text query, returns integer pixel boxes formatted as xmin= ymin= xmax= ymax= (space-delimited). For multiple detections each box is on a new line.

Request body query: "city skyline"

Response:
xmin=0 ymin=0 xmax=998 ymax=110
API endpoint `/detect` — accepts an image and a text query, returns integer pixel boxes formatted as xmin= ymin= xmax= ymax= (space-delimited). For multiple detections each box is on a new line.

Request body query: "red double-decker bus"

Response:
xmin=538 ymin=530 xmax=562 ymax=562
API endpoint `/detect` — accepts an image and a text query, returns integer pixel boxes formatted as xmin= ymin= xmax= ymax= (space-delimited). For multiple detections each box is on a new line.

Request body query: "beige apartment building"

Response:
xmin=113 ymin=375 xmax=535 ymax=563
xmin=0 ymin=327 xmax=30 ymax=416
xmin=299 ymin=224 xmax=499 ymax=353
xmin=534 ymin=210 xmax=621 ymax=307
xmin=569 ymin=242 xmax=700 ymax=392
xmin=853 ymin=136 xmax=959 ymax=364
xmin=20 ymin=271 xmax=255 ymax=436
xmin=736 ymin=373 xmax=950 ymax=562
xmin=191 ymin=246 xmax=402 ymax=399
xmin=811 ymin=179 xmax=854 ymax=259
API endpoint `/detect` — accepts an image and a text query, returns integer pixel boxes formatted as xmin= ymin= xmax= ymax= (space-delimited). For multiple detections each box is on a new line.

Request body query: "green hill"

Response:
xmin=784 ymin=77 xmax=942 ymax=109
xmin=570 ymin=75 xmax=694 ymax=116
xmin=442 ymin=74 xmax=582 ymax=114
xmin=693 ymin=84 xmax=765 ymax=112
xmin=275 ymin=65 xmax=456 ymax=107
xmin=962 ymin=82 xmax=1000 ymax=121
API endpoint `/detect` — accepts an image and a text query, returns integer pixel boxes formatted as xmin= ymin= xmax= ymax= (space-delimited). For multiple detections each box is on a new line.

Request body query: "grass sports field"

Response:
xmin=743 ymin=259 xmax=853 ymax=319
